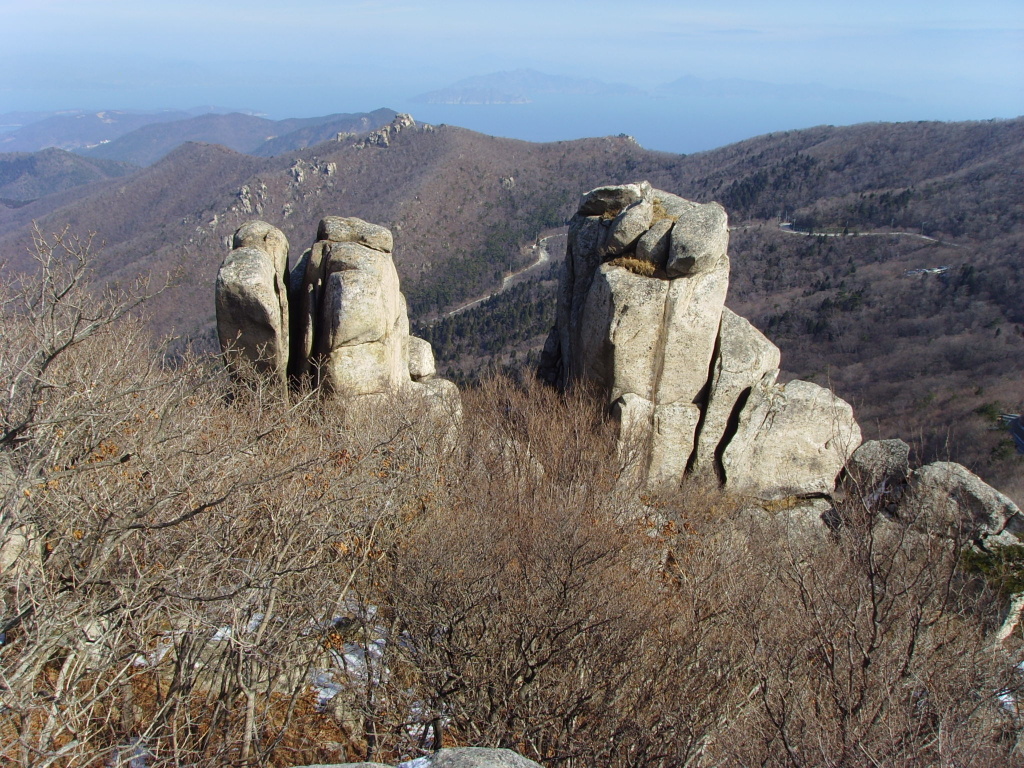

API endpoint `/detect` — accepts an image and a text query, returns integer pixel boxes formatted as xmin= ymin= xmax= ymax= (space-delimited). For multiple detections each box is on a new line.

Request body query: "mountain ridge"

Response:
xmin=0 ymin=114 xmax=1020 ymax=495
xmin=77 ymin=109 xmax=399 ymax=166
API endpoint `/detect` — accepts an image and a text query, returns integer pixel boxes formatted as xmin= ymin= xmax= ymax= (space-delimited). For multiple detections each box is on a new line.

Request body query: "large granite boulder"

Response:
xmin=541 ymin=182 xmax=861 ymax=501
xmin=691 ymin=309 xmax=781 ymax=475
xmin=900 ymin=461 xmax=1024 ymax=546
xmin=294 ymin=217 xmax=402 ymax=389
xmin=215 ymin=221 xmax=290 ymax=386
xmin=314 ymin=242 xmax=405 ymax=396
xmin=721 ymin=379 xmax=862 ymax=500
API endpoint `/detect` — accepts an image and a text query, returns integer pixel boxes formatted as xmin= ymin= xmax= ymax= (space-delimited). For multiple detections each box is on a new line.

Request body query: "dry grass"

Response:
xmin=607 ymin=254 xmax=659 ymax=277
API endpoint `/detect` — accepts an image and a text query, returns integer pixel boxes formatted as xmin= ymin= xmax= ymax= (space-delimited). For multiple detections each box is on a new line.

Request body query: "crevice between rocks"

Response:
xmin=715 ymin=385 xmax=751 ymax=484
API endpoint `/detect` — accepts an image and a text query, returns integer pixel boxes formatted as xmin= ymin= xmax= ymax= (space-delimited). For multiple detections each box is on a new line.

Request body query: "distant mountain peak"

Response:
xmin=412 ymin=69 xmax=642 ymax=104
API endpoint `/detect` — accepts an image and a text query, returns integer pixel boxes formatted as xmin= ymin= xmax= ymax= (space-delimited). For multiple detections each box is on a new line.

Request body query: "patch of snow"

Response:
xmin=310 ymin=670 xmax=344 ymax=708
xmin=108 ymin=737 xmax=151 ymax=768
xmin=131 ymin=634 xmax=175 ymax=667
xmin=998 ymin=689 xmax=1017 ymax=712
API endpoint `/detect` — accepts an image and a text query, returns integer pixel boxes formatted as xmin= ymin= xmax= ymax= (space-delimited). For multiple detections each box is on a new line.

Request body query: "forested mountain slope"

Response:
xmin=0 ymin=115 xmax=1020 ymax=494
xmin=0 ymin=148 xmax=136 ymax=205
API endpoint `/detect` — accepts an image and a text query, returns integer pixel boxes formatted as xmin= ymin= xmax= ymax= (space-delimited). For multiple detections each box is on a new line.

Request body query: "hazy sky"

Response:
xmin=1 ymin=0 xmax=1021 ymax=148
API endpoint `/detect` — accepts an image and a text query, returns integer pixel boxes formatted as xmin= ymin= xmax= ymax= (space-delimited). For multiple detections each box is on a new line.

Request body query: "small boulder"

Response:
xmin=603 ymin=198 xmax=654 ymax=257
xmin=577 ymin=181 xmax=651 ymax=217
xmin=652 ymin=189 xmax=696 ymax=221
xmin=849 ymin=439 xmax=910 ymax=487
xmin=636 ymin=217 xmax=673 ymax=268
xmin=666 ymin=201 xmax=729 ymax=277
xmin=317 ymin=216 xmax=394 ymax=253
xmin=408 ymin=336 xmax=436 ymax=381
xmin=416 ymin=747 xmax=544 ymax=768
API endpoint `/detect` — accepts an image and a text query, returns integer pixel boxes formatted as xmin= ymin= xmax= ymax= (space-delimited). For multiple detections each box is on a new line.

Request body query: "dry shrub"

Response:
xmin=705 ymin=499 xmax=1022 ymax=767
xmin=2 ymin=234 xmax=1021 ymax=767
xmin=364 ymin=376 xmax=751 ymax=767
xmin=0 ymin=232 xmax=451 ymax=767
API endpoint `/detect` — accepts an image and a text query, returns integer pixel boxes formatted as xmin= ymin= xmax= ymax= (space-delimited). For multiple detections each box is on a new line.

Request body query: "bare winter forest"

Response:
xmin=1 ymin=225 xmax=1023 ymax=767
xmin=1 ymin=115 xmax=1023 ymax=766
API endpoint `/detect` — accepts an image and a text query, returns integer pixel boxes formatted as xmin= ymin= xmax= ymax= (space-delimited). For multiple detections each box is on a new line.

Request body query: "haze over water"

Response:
xmin=2 ymin=0 xmax=1021 ymax=153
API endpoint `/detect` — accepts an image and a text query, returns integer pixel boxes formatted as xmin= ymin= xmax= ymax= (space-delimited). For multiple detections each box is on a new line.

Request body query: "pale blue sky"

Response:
xmin=1 ymin=0 xmax=1020 ymax=149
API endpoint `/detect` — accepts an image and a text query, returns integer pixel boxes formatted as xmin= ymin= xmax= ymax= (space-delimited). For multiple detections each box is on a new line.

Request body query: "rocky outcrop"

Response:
xmin=216 ymin=218 xmax=457 ymax=410
xmin=215 ymin=221 xmax=291 ymax=387
xmin=721 ymin=379 xmax=861 ymax=500
xmin=354 ymin=113 xmax=417 ymax=149
xmin=540 ymin=181 xmax=861 ymax=501
xmin=899 ymin=461 xmax=1024 ymax=547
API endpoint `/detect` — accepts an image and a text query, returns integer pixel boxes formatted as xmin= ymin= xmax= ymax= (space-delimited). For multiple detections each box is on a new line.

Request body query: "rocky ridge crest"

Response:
xmin=215 ymin=186 xmax=1019 ymax=533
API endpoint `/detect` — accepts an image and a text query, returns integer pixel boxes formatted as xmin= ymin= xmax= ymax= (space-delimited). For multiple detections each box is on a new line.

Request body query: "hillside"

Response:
xmin=78 ymin=109 xmax=397 ymax=166
xmin=0 ymin=148 xmax=136 ymax=205
xmin=0 ymin=109 xmax=195 ymax=152
xmin=2 ymin=206 xmax=1022 ymax=766
xmin=0 ymin=115 xmax=1020 ymax=496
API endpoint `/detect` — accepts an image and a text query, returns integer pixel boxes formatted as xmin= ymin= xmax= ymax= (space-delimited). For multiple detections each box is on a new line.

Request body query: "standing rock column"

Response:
xmin=541 ymin=181 xmax=861 ymax=500
xmin=215 ymin=220 xmax=290 ymax=387
xmin=217 ymin=217 xmax=459 ymax=424
xmin=292 ymin=216 xmax=407 ymax=395
xmin=543 ymin=183 xmax=732 ymax=490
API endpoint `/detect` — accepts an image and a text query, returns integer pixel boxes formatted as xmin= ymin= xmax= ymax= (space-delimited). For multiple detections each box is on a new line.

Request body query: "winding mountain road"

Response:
xmin=778 ymin=222 xmax=941 ymax=243
xmin=441 ymin=234 xmax=557 ymax=319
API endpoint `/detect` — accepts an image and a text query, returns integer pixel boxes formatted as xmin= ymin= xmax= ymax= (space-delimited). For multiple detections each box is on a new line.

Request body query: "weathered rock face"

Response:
xmin=691 ymin=309 xmax=780 ymax=474
xmin=540 ymin=181 xmax=861 ymax=501
xmin=721 ymin=379 xmax=862 ymax=500
xmin=901 ymin=461 xmax=1024 ymax=546
xmin=217 ymin=218 xmax=457 ymax=409
xmin=850 ymin=438 xmax=911 ymax=486
xmin=215 ymin=221 xmax=290 ymax=386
